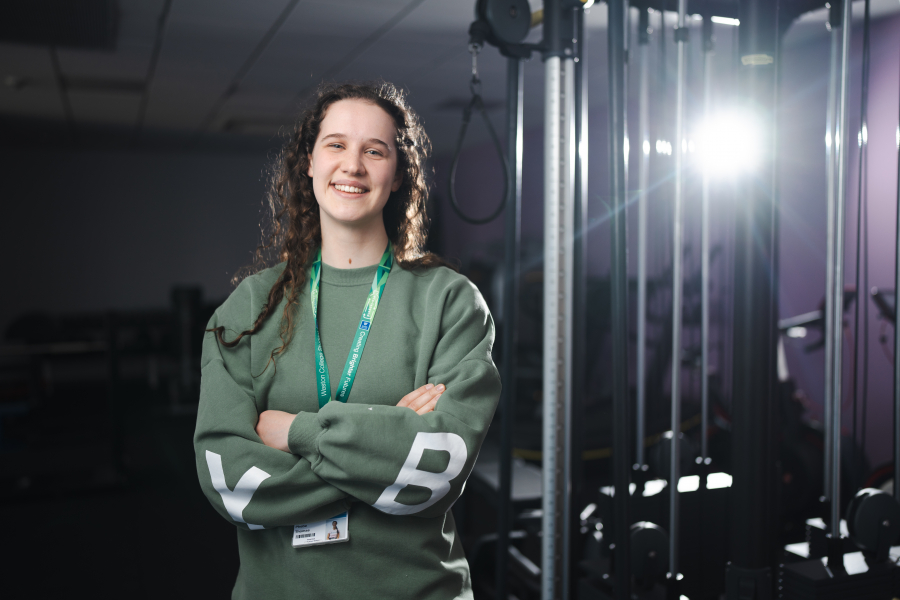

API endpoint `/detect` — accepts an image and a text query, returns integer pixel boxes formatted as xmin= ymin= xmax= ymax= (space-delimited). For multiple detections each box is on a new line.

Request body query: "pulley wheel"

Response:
xmin=846 ymin=488 xmax=900 ymax=551
xmin=478 ymin=0 xmax=531 ymax=44
xmin=630 ymin=521 xmax=669 ymax=581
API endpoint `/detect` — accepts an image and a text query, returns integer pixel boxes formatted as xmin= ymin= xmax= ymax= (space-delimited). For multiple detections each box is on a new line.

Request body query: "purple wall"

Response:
xmin=780 ymin=14 xmax=900 ymax=470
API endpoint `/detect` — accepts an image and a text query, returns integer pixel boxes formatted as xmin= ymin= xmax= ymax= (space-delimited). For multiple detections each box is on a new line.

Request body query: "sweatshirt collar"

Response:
xmin=319 ymin=262 xmax=379 ymax=287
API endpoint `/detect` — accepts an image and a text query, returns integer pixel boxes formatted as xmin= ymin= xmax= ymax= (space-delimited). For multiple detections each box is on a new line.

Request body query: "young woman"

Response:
xmin=194 ymin=81 xmax=500 ymax=599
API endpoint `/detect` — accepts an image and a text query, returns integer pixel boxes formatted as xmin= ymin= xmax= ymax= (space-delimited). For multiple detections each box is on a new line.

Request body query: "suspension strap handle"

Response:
xmin=447 ymin=41 xmax=511 ymax=225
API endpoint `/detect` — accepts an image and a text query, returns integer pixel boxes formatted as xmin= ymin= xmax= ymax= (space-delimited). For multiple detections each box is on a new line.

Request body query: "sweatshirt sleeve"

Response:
xmin=193 ymin=277 xmax=350 ymax=530
xmin=287 ymin=273 xmax=501 ymax=519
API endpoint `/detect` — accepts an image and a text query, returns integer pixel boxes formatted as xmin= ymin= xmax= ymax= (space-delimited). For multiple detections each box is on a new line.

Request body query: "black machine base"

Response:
xmin=780 ymin=556 xmax=900 ymax=599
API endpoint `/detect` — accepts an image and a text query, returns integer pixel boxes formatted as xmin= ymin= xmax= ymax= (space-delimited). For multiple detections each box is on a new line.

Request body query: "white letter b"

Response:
xmin=373 ymin=432 xmax=467 ymax=516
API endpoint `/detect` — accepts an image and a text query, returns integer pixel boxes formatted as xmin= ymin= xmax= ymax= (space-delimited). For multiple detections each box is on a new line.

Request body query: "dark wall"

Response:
xmin=0 ymin=148 xmax=269 ymax=334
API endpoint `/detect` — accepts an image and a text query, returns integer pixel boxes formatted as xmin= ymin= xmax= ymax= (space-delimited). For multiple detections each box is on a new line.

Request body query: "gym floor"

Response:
xmin=3 ymin=407 xmax=238 ymax=598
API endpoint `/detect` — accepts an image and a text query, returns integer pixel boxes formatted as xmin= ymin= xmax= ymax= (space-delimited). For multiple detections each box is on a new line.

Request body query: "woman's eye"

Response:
xmin=366 ymin=149 xmax=383 ymax=157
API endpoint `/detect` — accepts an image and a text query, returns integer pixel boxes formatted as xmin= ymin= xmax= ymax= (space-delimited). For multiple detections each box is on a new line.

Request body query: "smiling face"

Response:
xmin=307 ymin=99 xmax=403 ymax=231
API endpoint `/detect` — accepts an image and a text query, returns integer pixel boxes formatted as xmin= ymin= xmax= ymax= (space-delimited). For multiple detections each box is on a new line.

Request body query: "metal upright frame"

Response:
xmin=669 ymin=0 xmax=688 ymax=581
xmin=828 ymin=0 xmax=853 ymax=544
xmin=823 ymin=0 xmax=842 ymax=508
xmin=607 ymin=0 xmax=632 ymax=598
xmin=570 ymin=6 xmax=590 ymax=597
xmin=726 ymin=0 xmax=780 ymax=594
xmin=541 ymin=2 xmax=576 ymax=598
xmin=496 ymin=55 xmax=524 ymax=600
xmin=894 ymin=47 xmax=900 ymax=502
xmin=700 ymin=16 xmax=714 ymax=463
xmin=636 ymin=5 xmax=651 ymax=470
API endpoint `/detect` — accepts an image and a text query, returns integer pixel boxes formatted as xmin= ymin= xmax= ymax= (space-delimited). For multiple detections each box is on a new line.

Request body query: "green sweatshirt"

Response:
xmin=194 ymin=259 xmax=501 ymax=599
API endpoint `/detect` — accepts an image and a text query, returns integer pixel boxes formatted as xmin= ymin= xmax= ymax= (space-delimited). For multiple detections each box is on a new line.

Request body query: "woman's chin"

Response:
xmin=322 ymin=209 xmax=382 ymax=230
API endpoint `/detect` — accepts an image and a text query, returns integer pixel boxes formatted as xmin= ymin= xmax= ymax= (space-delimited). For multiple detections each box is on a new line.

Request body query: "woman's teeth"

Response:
xmin=334 ymin=184 xmax=366 ymax=193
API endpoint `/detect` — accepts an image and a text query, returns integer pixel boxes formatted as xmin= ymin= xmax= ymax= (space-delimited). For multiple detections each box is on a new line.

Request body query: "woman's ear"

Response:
xmin=392 ymin=168 xmax=403 ymax=192
xmin=307 ymin=154 xmax=314 ymax=178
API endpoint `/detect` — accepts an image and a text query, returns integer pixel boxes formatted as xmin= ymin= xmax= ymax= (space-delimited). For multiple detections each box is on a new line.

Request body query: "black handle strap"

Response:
xmin=447 ymin=77 xmax=511 ymax=225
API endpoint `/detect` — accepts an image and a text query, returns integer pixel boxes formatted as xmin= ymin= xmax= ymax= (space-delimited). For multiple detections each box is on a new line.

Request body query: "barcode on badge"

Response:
xmin=297 ymin=533 xmax=315 ymax=539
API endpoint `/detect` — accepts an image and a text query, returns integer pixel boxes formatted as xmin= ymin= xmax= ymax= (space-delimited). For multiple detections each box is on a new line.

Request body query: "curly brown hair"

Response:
xmin=209 ymin=81 xmax=451 ymax=368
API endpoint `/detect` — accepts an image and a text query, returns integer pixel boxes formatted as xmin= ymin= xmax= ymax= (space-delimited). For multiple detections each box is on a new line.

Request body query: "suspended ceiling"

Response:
xmin=0 ymin=0 xmax=896 ymax=156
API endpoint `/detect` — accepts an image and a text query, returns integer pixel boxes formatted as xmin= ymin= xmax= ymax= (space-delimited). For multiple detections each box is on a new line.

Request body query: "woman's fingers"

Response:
xmin=397 ymin=383 xmax=434 ymax=408
xmin=407 ymin=384 xmax=444 ymax=412
xmin=415 ymin=395 xmax=441 ymax=415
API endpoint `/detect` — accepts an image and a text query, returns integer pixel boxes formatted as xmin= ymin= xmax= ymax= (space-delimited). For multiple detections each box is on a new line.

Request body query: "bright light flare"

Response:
xmin=696 ymin=111 xmax=763 ymax=177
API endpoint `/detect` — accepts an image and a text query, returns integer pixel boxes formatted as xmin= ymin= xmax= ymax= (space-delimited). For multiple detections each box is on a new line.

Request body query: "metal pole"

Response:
xmin=822 ymin=0 xmax=841 ymax=511
xmin=893 ymin=47 xmax=900 ymax=501
xmin=608 ymin=0 xmax=632 ymax=596
xmin=830 ymin=0 xmax=852 ymax=538
xmin=497 ymin=56 xmax=524 ymax=600
xmin=636 ymin=6 xmax=650 ymax=468
xmin=700 ymin=17 xmax=714 ymax=462
xmin=623 ymin=1 xmax=630 ymax=186
xmin=541 ymin=4 xmax=575 ymax=598
xmin=726 ymin=0 xmax=779 ymax=591
xmin=570 ymin=8 xmax=589 ymax=597
xmin=669 ymin=0 xmax=688 ymax=579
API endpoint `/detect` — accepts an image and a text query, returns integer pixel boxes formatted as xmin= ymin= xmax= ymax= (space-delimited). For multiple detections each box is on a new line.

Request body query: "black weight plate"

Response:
xmin=847 ymin=488 xmax=900 ymax=551
xmin=630 ymin=521 xmax=669 ymax=580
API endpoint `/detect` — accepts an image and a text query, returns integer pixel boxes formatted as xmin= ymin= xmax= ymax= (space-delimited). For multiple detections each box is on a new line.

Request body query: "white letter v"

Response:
xmin=205 ymin=450 xmax=271 ymax=530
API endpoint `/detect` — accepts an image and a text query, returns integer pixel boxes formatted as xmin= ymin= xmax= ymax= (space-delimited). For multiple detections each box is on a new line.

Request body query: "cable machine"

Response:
xmin=460 ymin=0 xmax=900 ymax=598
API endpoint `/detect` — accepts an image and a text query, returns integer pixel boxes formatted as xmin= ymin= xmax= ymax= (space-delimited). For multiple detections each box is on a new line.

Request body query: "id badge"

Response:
xmin=292 ymin=512 xmax=349 ymax=548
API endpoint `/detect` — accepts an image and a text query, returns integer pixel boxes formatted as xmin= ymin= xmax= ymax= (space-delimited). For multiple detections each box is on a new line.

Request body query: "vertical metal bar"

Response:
xmin=570 ymin=8 xmax=589 ymax=597
xmin=497 ymin=56 xmax=524 ymax=600
xmin=637 ymin=6 xmax=650 ymax=468
xmin=608 ymin=0 xmax=632 ymax=597
xmin=669 ymin=0 xmax=688 ymax=579
xmin=830 ymin=0 xmax=852 ymax=537
xmin=562 ymin=55 xmax=575 ymax=600
xmin=727 ymin=0 xmax=779 ymax=588
xmin=823 ymin=0 xmax=841 ymax=509
xmin=542 ymin=53 xmax=575 ymax=600
xmin=894 ymin=49 xmax=900 ymax=501
xmin=700 ymin=18 xmax=714 ymax=462
xmin=623 ymin=1 xmax=630 ymax=186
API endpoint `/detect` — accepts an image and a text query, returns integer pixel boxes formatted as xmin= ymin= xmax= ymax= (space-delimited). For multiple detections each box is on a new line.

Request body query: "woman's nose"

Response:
xmin=341 ymin=151 xmax=365 ymax=175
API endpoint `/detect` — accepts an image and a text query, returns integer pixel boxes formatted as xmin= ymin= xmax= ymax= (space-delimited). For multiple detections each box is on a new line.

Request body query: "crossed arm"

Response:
xmin=256 ymin=383 xmax=445 ymax=452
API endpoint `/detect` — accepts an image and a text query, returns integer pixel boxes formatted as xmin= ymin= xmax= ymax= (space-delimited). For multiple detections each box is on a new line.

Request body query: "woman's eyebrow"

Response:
xmin=367 ymin=138 xmax=391 ymax=151
xmin=321 ymin=132 xmax=391 ymax=152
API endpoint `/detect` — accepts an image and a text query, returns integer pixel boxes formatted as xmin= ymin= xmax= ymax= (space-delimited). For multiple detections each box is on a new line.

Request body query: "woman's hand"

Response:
xmin=256 ymin=410 xmax=296 ymax=452
xmin=257 ymin=385 xmax=444 ymax=450
xmin=396 ymin=383 xmax=445 ymax=415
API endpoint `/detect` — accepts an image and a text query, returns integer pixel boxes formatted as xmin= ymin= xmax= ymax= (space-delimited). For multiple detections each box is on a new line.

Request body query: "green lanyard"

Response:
xmin=310 ymin=242 xmax=393 ymax=408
